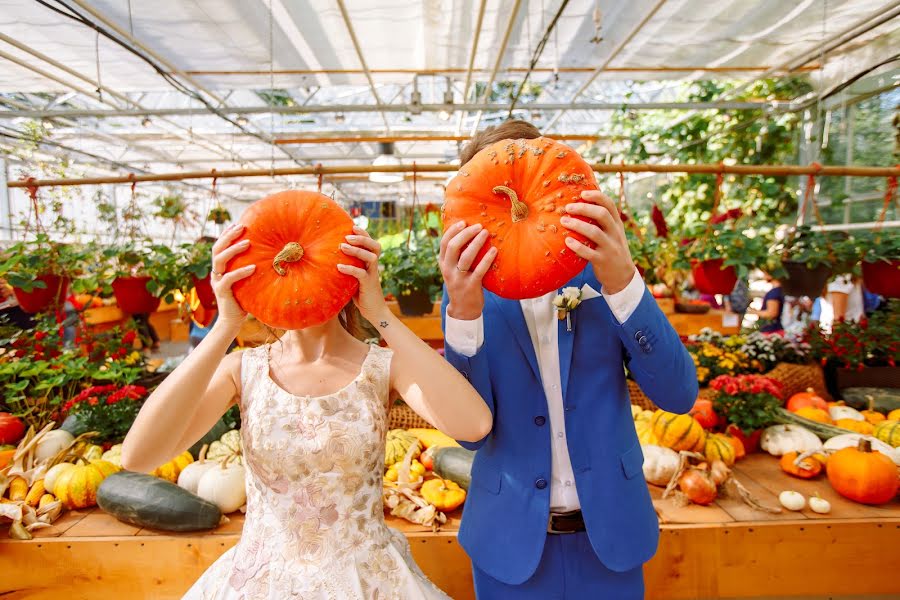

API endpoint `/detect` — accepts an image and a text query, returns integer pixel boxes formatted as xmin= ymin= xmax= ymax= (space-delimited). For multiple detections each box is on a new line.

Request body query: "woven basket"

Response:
xmin=388 ymin=402 xmax=431 ymax=430
xmin=628 ymin=379 xmax=715 ymax=412
xmin=764 ymin=362 xmax=831 ymax=401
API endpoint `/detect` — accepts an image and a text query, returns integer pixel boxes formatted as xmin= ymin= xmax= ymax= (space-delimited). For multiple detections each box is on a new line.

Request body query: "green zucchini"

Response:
xmin=840 ymin=388 xmax=900 ymax=414
xmin=188 ymin=416 xmax=232 ymax=459
xmin=433 ymin=447 xmax=475 ymax=490
xmin=97 ymin=471 xmax=222 ymax=532
xmin=773 ymin=408 xmax=855 ymax=440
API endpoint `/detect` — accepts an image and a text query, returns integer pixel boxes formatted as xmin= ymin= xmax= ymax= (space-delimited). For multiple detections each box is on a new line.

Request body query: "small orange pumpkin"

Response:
xmin=826 ymin=438 xmax=899 ymax=505
xmin=780 ymin=451 xmax=823 ymax=479
xmin=795 ymin=407 xmax=831 ymax=424
xmin=228 ymin=190 xmax=363 ymax=330
xmin=443 ymin=137 xmax=598 ymax=299
xmin=724 ymin=434 xmax=746 ymax=461
xmin=834 ymin=418 xmax=875 ymax=435
xmin=786 ymin=388 xmax=828 ymax=413
xmin=860 ymin=399 xmax=886 ymax=425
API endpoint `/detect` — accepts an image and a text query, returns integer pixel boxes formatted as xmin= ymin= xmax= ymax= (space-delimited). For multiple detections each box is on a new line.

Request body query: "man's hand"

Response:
xmin=439 ymin=221 xmax=498 ymax=321
xmin=560 ymin=190 xmax=636 ymax=295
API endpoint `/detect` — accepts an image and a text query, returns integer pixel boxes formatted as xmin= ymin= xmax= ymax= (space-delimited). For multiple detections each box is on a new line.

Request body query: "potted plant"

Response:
xmin=60 ymin=384 xmax=148 ymax=446
xmin=710 ymin=374 xmax=783 ymax=453
xmin=682 ymin=223 xmax=772 ymax=295
xmin=105 ymin=243 xmax=180 ymax=314
xmin=772 ymin=226 xmax=849 ymax=298
xmin=152 ymin=193 xmax=196 ymax=243
xmin=855 ymin=230 xmax=900 ymax=298
xmin=207 ymin=205 xmax=232 ymax=225
xmin=380 ymin=235 xmax=443 ymax=317
xmin=0 ymin=234 xmax=84 ymax=313
xmin=181 ymin=240 xmax=216 ymax=309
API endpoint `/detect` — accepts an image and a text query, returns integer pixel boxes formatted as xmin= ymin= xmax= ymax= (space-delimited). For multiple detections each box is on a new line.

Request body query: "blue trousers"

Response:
xmin=473 ymin=532 xmax=644 ymax=599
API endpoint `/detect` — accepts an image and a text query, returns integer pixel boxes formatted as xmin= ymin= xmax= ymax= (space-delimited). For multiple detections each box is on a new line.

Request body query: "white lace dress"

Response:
xmin=183 ymin=344 xmax=450 ymax=600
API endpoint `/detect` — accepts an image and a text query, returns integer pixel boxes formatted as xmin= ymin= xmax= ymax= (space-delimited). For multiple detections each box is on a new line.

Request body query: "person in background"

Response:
xmin=750 ymin=273 xmax=784 ymax=333
xmin=828 ymin=274 xmax=865 ymax=323
xmin=724 ymin=278 xmax=751 ymax=327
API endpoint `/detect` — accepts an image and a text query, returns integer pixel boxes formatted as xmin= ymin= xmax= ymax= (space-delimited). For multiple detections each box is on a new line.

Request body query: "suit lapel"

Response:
xmin=559 ymin=270 xmax=588 ymax=401
xmin=488 ymin=294 xmax=541 ymax=384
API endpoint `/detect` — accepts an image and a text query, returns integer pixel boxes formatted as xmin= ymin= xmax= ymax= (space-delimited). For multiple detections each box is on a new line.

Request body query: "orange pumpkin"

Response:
xmin=834 ymin=418 xmax=875 ymax=435
xmin=780 ymin=451 xmax=823 ymax=479
xmin=860 ymin=399 xmax=886 ymax=425
xmin=724 ymin=434 xmax=746 ymax=460
xmin=794 ymin=407 xmax=831 ymax=424
xmin=442 ymin=137 xmax=598 ymax=299
xmin=888 ymin=409 xmax=900 ymax=422
xmin=786 ymin=388 xmax=828 ymax=413
xmin=227 ymin=191 xmax=363 ymax=329
xmin=826 ymin=438 xmax=899 ymax=505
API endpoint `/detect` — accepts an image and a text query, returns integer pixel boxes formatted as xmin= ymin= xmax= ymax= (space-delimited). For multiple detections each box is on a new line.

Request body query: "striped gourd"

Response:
xmin=874 ymin=420 xmax=900 ymax=448
xmin=635 ymin=419 xmax=659 ymax=445
xmin=53 ymin=460 xmax=120 ymax=509
xmin=704 ymin=433 xmax=737 ymax=466
xmin=651 ymin=410 xmax=707 ymax=452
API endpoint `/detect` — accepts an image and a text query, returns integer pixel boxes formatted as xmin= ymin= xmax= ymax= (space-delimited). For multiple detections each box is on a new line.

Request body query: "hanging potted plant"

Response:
xmin=106 ymin=244 xmax=179 ymax=314
xmin=207 ymin=205 xmax=232 ymax=226
xmin=772 ymin=226 xmax=848 ymax=298
xmin=682 ymin=223 xmax=771 ymax=296
xmin=856 ymin=230 xmax=900 ymax=298
xmin=0 ymin=234 xmax=83 ymax=313
xmin=380 ymin=234 xmax=443 ymax=317
xmin=180 ymin=239 xmax=216 ymax=310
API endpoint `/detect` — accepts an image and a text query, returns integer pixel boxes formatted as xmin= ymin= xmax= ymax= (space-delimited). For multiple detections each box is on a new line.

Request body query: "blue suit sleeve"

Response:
xmin=441 ymin=287 xmax=494 ymax=450
xmin=615 ymin=288 xmax=698 ymax=414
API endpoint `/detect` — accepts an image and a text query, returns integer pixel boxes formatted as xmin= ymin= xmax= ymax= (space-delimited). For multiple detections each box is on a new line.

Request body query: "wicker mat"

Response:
xmin=388 ymin=402 xmax=431 ymax=430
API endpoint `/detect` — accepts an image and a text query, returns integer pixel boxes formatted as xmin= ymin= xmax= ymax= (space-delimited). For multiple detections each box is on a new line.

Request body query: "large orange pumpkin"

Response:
xmin=826 ymin=438 xmax=899 ymax=505
xmin=786 ymin=388 xmax=828 ymax=413
xmin=227 ymin=191 xmax=363 ymax=329
xmin=442 ymin=137 xmax=598 ymax=299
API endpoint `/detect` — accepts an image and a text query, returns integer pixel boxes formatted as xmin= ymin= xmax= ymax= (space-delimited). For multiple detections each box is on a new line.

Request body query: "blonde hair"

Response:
xmin=460 ymin=119 xmax=542 ymax=166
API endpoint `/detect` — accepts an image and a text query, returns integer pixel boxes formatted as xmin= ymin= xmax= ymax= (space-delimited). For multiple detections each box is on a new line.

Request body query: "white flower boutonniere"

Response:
xmin=553 ymin=286 xmax=583 ymax=332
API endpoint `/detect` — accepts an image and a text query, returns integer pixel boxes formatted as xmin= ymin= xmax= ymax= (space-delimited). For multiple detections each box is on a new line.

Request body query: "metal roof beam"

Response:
xmin=335 ymin=0 xmax=390 ymax=132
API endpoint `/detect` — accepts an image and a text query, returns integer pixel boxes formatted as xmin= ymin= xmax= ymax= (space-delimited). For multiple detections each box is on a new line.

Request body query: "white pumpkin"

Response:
xmin=43 ymin=462 xmax=75 ymax=495
xmin=823 ymin=434 xmax=900 ymax=466
xmin=760 ymin=425 xmax=823 ymax=457
xmin=196 ymin=460 xmax=246 ymax=513
xmin=778 ymin=490 xmax=806 ymax=511
xmin=177 ymin=446 xmax=219 ymax=494
xmin=828 ymin=405 xmax=864 ymax=422
xmin=34 ymin=430 xmax=75 ymax=463
xmin=641 ymin=445 xmax=680 ymax=486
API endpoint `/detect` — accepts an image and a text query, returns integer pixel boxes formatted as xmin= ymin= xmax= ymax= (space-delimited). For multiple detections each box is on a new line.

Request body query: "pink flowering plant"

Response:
xmin=710 ymin=374 xmax=782 ymax=435
xmin=61 ymin=384 xmax=147 ymax=443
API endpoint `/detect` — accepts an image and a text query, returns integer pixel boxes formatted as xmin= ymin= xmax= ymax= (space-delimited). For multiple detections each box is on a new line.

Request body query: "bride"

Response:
xmin=119 ymin=217 xmax=493 ymax=599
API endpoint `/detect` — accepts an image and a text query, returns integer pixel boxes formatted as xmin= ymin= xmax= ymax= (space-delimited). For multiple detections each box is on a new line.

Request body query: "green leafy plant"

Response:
xmin=710 ymin=374 xmax=783 ymax=435
xmin=0 ymin=234 xmax=85 ymax=293
xmin=379 ymin=233 xmax=443 ymax=301
xmin=61 ymin=384 xmax=147 ymax=444
xmin=805 ymin=302 xmax=900 ymax=370
xmin=104 ymin=242 xmax=182 ymax=302
xmin=682 ymin=223 xmax=775 ymax=278
xmin=207 ymin=206 xmax=232 ymax=225
xmin=854 ymin=229 xmax=900 ymax=263
xmin=180 ymin=240 xmax=213 ymax=284
xmin=771 ymin=225 xmax=851 ymax=270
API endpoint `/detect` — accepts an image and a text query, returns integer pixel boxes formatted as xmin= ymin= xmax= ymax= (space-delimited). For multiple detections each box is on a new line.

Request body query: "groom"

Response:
xmin=440 ymin=120 xmax=697 ymax=599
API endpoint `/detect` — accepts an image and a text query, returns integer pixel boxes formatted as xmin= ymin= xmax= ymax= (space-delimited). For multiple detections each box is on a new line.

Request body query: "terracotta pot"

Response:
xmin=862 ymin=260 xmax=900 ymax=298
xmin=781 ymin=260 xmax=832 ymax=298
xmin=112 ymin=276 xmax=161 ymax=314
xmin=396 ymin=288 xmax=435 ymax=317
xmin=726 ymin=424 xmax=762 ymax=454
xmin=192 ymin=275 xmax=217 ymax=309
xmin=12 ymin=274 xmax=69 ymax=313
xmin=691 ymin=259 xmax=737 ymax=295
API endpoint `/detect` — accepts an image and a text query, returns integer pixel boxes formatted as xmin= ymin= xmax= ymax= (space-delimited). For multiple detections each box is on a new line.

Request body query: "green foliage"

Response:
xmin=854 ymin=229 xmax=900 ymax=263
xmin=379 ymin=233 xmax=443 ymax=301
xmin=682 ymin=223 xmax=775 ymax=279
xmin=0 ymin=234 xmax=87 ymax=292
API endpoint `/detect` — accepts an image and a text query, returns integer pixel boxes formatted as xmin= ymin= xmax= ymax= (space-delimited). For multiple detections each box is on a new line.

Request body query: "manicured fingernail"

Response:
xmin=560 ymin=216 xmax=572 ymax=225
xmin=489 ymin=247 xmax=498 ymax=254
xmin=456 ymin=221 xmax=466 ymax=229
xmin=341 ymin=243 xmax=352 ymax=249
xmin=565 ymin=237 xmax=579 ymax=247
xmin=565 ymin=204 xmax=576 ymax=211
xmin=237 ymin=239 xmax=249 ymax=245
xmin=244 ymin=264 xmax=256 ymax=270
xmin=473 ymin=223 xmax=483 ymax=231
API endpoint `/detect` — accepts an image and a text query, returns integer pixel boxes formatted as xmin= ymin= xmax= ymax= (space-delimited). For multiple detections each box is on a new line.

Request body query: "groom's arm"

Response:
xmin=441 ymin=287 xmax=494 ymax=450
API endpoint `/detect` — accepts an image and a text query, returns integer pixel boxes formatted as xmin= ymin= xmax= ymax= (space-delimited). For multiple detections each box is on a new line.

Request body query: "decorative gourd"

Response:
xmin=227 ymin=190 xmax=363 ymax=330
xmin=44 ymin=462 xmax=75 ymax=495
xmin=385 ymin=429 xmax=422 ymax=467
xmin=207 ymin=430 xmax=243 ymax=464
xmin=0 ymin=447 xmax=15 ymax=470
xmin=823 ymin=434 xmax=900 ymax=467
xmin=779 ymin=451 xmax=823 ymax=479
xmin=101 ymin=444 xmax=122 ymax=465
xmin=34 ymin=429 xmax=75 ymax=463
xmin=420 ymin=477 xmax=467 ymax=512
xmin=786 ymin=388 xmax=828 ymax=413
xmin=778 ymin=490 xmax=806 ymax=511
xmin=689 ymin=399 xmax=718 ymax=430
xmin=841 ymin=388 xmax=900 ymax=414
xmin=384 ymin=459 xmax=426 ymax=483
xmin=407 ymin=428 xmax=461 ymax=450
xmin=650 ymin=411 xmax=707 ymax=452
xmin=889 ymin=409 xmax=900 ymax=422
xmin=53 ymin=459 xmax=121 ymax=509
xmin=635 ymin=419 xmax=658 ymax=445
xmin=432 ymin=446 xmax=475 ymax=490
xmin=97 ymin=471 xmax=222 ymax=532
xmin=196 ymin=458 xmax=246 ymax=514
xmin=826 ymin=439 xmax=899 ymax=505
xmin=829 ymin=405 xmax=864 ymax=422
xmin=760 ymin=425 xmax=824 ymax=457
xmin=794 ymin=407 xmax=831 ymax=424
xmin=873 ymin=420 xmax=900 ymax=447
xmin=834 ymin=419 xmax=874 ymax=435
xmin=177 ymin=446 xmax=219 ymax=495
xmin=860 ymin=398 xmax=887 ymax=425
xmin=151 ymin=451 xmax=194 ymax=483
xmin=80 ymin=444 xmax=104 ymax=463
xmin=641 ymin=445 xmax=680 ymax=486
xmin=774 ymin=408 xmax=854 ymax=440
xmin=808 ymin=494 xmax=831 ymax=514
xmin=0 ymin=412 xmax=25 ymax=445
xmin=442 ymin=137 xmax=598 ymax=299
xmin=704 ymin=434 xmax=737 ymax=466
xmin=725 ymin=434 xmax=746 ymax=461
xmin=189 ymin=417 xmax=232 ymax=459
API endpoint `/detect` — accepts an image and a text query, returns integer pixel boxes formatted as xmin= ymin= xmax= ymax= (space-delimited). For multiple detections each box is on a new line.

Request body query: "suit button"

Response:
xmin=535 ymin=478 xmax=548 ymax=490
xmin=634 ymin=330 xmax=644 ymax=341
xmin=643 ymin=344 xmax=653 ymax=354
xmin=638 ymin=335 xmax=648 ymax=346
xmin=534 ymin=416 xmax=546 ymax=426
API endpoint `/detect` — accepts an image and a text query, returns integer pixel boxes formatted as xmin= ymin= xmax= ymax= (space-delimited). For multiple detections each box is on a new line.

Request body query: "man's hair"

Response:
xmin=459 ymin=119 xmax=541 ymax=166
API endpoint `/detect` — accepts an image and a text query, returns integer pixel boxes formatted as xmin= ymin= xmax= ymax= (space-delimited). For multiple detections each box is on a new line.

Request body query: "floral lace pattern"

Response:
xmin=183 ymin=344 xmax=450 ymax=600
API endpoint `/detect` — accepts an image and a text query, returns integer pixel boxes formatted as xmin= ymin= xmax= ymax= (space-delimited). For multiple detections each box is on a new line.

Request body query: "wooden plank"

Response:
xmin=63 ymin=510 xmax=141 ymax=537
xmin=714 ymin=464 xmax=800 ymax=522
xmin=649 ymin=484 xmax=735 ymax=524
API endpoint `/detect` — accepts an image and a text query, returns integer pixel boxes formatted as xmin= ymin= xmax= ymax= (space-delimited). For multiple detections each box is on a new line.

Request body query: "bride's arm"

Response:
xmin=339 ymin=228 xmax=492 ymax=443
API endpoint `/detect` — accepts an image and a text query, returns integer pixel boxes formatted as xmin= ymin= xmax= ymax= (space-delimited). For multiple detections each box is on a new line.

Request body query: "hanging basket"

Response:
xmin=192 ymin=275 xmax=217 ymax=309
xmin=781 ymin=260 xmax=832 ymax=298
xmin=691 ymin=259 xmax=737 ymax=295
xmin=862 ymin=260 xmax=900 ymax=298
xmin=112 ymin=276 xmax=161 ymax=314
xmin=13 ymin=273 xmax=69 ymax=314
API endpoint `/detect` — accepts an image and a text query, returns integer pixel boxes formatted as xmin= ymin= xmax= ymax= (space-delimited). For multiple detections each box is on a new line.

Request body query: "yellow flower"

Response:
xmin=124 ymin=351 xmax=142 ymax=365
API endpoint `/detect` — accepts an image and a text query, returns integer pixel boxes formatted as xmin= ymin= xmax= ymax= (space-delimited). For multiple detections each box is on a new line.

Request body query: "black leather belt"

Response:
xmin=547 ymin=510 xmax=585 ymax=534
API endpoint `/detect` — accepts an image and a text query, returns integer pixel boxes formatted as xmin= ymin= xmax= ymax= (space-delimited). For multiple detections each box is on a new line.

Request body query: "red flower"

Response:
xmin=34 ymin=331 xmax=47 ymax=341
xmin=88 ymin=397 xmax=99 ymax=406
xmin=122 ymin=330 xmax=137 ymax=345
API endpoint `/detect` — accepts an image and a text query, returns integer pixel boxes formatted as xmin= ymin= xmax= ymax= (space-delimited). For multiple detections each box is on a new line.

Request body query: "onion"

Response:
xmin=678 ymin=467 xmax=717 ymax=505
xmin=709 ymin=460 xmax=731 ymax=486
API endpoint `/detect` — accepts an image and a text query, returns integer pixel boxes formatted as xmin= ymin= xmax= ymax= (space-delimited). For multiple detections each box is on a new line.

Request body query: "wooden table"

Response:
xmin=2 ymin=455 xmax=898 ymax=599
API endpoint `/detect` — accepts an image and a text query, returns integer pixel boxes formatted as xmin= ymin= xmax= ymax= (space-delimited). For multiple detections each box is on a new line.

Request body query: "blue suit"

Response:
xmin=441 ymin=267 xmax=698 ymax=596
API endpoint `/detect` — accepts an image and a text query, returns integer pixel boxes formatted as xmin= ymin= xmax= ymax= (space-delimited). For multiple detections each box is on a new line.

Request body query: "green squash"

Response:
xmin=59 ymin=413 xmax=90 ymax=437
xmin=188 ymin=417 xmax=232 ymax=459
xmin=433 ymin=447 xmax=475 ymax=491
xmin=97 ymin=471 xmax=222 ymax=532
xmin=841 ymin=388 xmax=900 ymax=414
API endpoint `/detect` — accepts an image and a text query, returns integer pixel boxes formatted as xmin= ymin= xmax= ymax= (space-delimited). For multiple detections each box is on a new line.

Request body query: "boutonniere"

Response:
xmin=553 ymin=286 xmax=583 ymax=332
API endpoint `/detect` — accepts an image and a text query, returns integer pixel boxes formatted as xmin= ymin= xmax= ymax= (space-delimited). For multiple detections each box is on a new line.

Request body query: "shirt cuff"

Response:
xmin=444 ymin=314 xmax=484 ymax=357
xmin=602 ymin=270 xmax=645 ymax=324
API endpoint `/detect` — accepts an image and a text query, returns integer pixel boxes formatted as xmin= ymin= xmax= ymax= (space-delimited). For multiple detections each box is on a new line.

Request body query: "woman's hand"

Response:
xmin=211 ymin=223 xmax=255 ymax=330
xmin=338 ymin=226 xmax=387 ymax=323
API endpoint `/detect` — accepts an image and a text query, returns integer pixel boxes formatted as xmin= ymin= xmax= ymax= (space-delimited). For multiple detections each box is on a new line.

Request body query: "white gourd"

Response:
xmin=641 ymin=445 xmax=680 ymax=486
xmin=823 ymin=434 xmax=900 ymax=466
xmin=34 ymin=430 xmax=74 ymax=463
xmin=779 ymin=490 xmax=806 ymax=511
xmin=177 ymin=446 xmax=219 ymax=494
xmin=828 ymin=406 xmax=864 ymax=422
xmin=760 ymin=425 xmax=823 ymax=457
xmin=197 ymin=460 xmax=246 ymax=513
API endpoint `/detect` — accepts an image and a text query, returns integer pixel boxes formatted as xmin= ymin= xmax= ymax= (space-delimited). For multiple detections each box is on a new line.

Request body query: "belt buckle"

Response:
xmin=547 ymin=511 xmax=579 ymax=535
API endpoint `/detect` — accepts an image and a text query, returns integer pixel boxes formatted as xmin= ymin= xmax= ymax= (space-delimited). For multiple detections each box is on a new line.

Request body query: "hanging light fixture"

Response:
xmin=236 ymin=115 xmax=249 ymax=126
xmin=369 ymin=142 xmax=404 ymax=184
xmin=438 ymin=81 xmax=454 ymax=121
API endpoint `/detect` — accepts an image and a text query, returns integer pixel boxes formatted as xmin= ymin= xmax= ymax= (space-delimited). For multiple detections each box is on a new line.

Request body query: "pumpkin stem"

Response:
xmin=272 ymin=242 xmax=305 ymax=276
xmin=492 ymin=185 xmax=529 ymax=223
xmin=858 ymin=438 xmax=873 ymax=453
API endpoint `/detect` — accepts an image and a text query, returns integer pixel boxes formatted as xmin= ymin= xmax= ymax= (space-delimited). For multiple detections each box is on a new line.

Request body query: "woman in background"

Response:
xmin=750 ymin=273 xmax=784 ymax=333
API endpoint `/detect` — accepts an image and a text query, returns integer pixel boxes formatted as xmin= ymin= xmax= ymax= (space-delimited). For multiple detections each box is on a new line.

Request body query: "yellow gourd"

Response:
xmin=407 ymin=428 xmax=461 ymax=450
xmin=635 ymin=419 xmax=658 ymax=445
xmin=420 ymin=478 xmax=467 ymax=512
xmin=835 ymin=419 xmax=875 ymax=435
xmin=151 ymin=451 xmax=194 ymax=483
xmin=384 ymin=459 xmax=426 ymax=482
xmin=385 ymin=429 xmax=421 ymax=466
xmin=53 ymin=460 xmax=120 ymax=509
